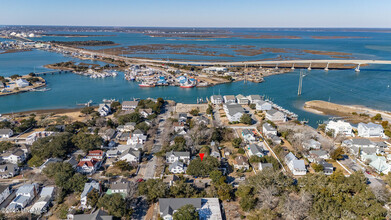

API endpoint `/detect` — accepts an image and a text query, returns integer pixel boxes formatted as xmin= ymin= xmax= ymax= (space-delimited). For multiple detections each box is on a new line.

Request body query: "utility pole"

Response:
xmin=298 ymin=70 xmax=304 ymax=96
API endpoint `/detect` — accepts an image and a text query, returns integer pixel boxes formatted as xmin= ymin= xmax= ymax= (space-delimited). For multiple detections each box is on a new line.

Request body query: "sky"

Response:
xmin=1 ymin=0 xmax=391 ymax=28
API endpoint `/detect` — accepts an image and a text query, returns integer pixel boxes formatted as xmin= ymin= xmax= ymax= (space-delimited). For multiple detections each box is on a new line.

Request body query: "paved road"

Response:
xmin=340 ymin=157 xmax=384 ymax=188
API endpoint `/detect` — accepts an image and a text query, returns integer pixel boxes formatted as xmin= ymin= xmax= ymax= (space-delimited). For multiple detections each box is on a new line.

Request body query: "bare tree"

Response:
xmin=282 ymin=192 xmax=312 ymax=220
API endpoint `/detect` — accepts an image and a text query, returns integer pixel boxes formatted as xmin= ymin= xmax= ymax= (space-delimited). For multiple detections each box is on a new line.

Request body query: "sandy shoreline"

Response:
xmin=303 ymin=100 xmax=391 ymax=123
xmin=2 ymin=107 xmax=84 ymax=116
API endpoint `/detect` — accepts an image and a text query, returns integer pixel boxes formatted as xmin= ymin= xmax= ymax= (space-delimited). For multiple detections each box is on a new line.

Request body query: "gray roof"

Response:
xmin=133 ymin=129 xmax=144 ymax=135
xmin=359 ymin=122 xmax=383 ymax=129
xmin=73 ymin=209 xmax=113 ymax=220
xmin=211 ymin=95 xmax=223 ymax=100
xmin=0 ymin=185 xmax=9 ymax=194
xmin=267 ymin=109 xmax=283 ymax=116
xmin=169 ymin=161 xmax=184 ymax=170
xmin=292 ymin=160 xmax=306 ymax=170
xmin=361 ymin=147 xmax=377 ymax=155
xmin=159 ymin=198 xmax=202 ymax=216
xmin=120 ymin=149 xmax=141 ymax=158
xmin=263 ymin=123 xmax=276 ymax=131
xmin=0 ymin=129 xmax=12 ymax=135
xmin=122 ymin=101 xmax=139 ymax=107
xmin=110 ymin=180 xmax=130 ymax=190
xmin=166 ymin=151 xmax=190 ymax=158
xmin=81 ymin=182 xmax=100 ymax=198
xmin=225 ymin=104 xmax=245 ymax=116
xmin=351 ymin=138 xmax=374 ymax=146
xmin=16 ymin=184 xmax=35 ymax=195
xmin=259 ymin=163 xmax=273 ymax=169
xmin=223 ymin=95 xmax=236 ymax=101
xmin=249 ymin=95 xmax=262 ymax=100
xmin=319 ymin=161 xmax=333 ymax=169
xmin=40 ymin=187 xmax=54 ymax=197
xmin=285 ymin=152 xmax=297 ymax=163
xmin=249 ymin=144 xmax=263 ymax=156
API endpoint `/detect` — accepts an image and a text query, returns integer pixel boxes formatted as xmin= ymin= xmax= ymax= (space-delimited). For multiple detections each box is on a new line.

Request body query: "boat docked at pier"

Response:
xmin=139 ymin=82 xmax=156 ymax=87
xmin=179 ymin=79 xmax=196 ymax=88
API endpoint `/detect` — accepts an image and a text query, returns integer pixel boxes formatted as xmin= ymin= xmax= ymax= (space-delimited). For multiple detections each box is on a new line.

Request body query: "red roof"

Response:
xmin=77 ymin=158 xmax=99 ymax=167
xmin=88 ymin=150 xmax=104 ymax=156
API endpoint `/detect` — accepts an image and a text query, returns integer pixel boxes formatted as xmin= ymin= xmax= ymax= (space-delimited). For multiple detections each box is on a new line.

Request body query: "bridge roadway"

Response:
xmin=55 ymin=45 xmax=391 ymax=67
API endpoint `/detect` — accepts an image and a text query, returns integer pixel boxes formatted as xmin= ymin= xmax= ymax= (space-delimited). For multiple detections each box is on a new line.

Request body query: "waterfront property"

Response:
xmin=223 ymin=104 xmax=245 ymax=122
xmin=325 ymin=120 xmax=353 ymax=137
xmin=357 ymin=122 xmax=385 ymax=138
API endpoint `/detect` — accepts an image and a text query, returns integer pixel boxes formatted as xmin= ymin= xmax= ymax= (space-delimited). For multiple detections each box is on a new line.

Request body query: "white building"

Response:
xmin=119 ymin=149 xmax=141 ymax=164
xmin=256 ymin=100 xmax=272 ymax=111
xmin=265 ymin=109 xmax=286 ymax=122
xmin=169 ymin=161 xmax=186 ymax=174
xmin=262 ymin=123 xmax=277 ymax=136
xmin=0 ymin=185 xmax=10 ymax=205
xmin=285 ymin=152 xmax=306 ymax=175
xmin=80 ymin=182 xmax=100 ymax=209
xmin=122 ymin=101 xmax=139 ymax=111
xmin=29 ymin=187 xmax=55 ymax=214
xmin=247 ymin=95 xmax=262 ymax=104
xmin=210 ymin=95 xmax=223 ymax=105
xmin=236 ymin=94 xmax=249 ymax=105
xmin=2 ymin=149 xmax=26 ymax=164
xmin=7 ymin=184 xmax=38 ymax=212
xmin=223 ymin=95 xmax=236 ymax=104
xmin=223 ymin=104 xmax=244 ymax=122
xmin=26 ymin=131 xmax=55 ymax=145
xmin=357 ymin=122 xmax=385 ymax=138
xmin=166 ymin=151 xmax=191 ymax=164
xmin=0 ymin=129 xmax=13 ymax=139
xmin=15 ymin=79 xmax=30 ymax=88
xmin=325 ymin=120 xmax=353 ymax=137
xmin=98 ymin=104 xmax=111 ymax=116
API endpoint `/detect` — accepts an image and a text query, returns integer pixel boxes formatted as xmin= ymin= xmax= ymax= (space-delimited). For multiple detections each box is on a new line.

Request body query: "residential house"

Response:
xmin=26 ymin=131 xmax=55 ymax=145
xmin=256 ymin=100 xmax=272 ymax=111
xmin=223 ymin=104 xmax=245 ymax=122
xmin=259 ymin=163 xmax=273 ymax=171
xmin=178 ymin=113 xmax=188 ymax=123
xmin=223 ymin=95 xmax=236 ymax=104
xmin=86 ymin=150 xmax=105 ymax=160
xmin=0 ymin=185 xmax=11 ymax=205
xmin=308 ymin=150 xmax=329 ymax=163
xmin=127 ymin=129 xmax=147 ymax=145
xmin=242 ymin=129 xmax=256 ymax=142
xmin=247 ymin=95 xmax=262 ymax=104
xmin=166 ymin=151 xmax=191 ymax=164
xmin=98 ymin=104 xmax=111 ymax=117
xmin=15 ymin=78 xmax=29 ymax=88
xmin=7 ymin=184 xmax=37 ymax=212
xmin=119 ymin=149 xmax=141 ymax=164
xmin=319 ymin=161 xmax=334 ymax=175
xmin=210 ymin=95 xmax=223 ymax=105
xmin=117 ymin=122 xmax=136 ymax=132
xmin=325 ymin=120 xmax=353 ymax=137
xmin=29 ymin=187 xmax=55 ymax=214
xmin=303 ymin=139 xmax=321 ymax=150
xmin=39 ymin=158 xmax=63 ymax=171
xmin=0 ymin=129 xmax=13 ymax=139
xmin=2 ymin=149 xmax=26 ymax=164
xmin=80 ymin=182 xmax=101 ymax=209
xmin=100 ymin=128 xmax=116 ymax=141
xmin=285 ymin=152 xmax=306 ymax=176
xmin=248 ymin=143 xmax=266 ymax=157
xmin=121 ymin=101 xmax=139 ymax=111
xmin=269 ymin=134 xmax=282 ymax=145
xmin=0 ymin=163 xmax=19 ymax=178
xmin=173 ymin=122 xmax=186 ymax=134
xmin=262 ymin=123 xmax=277 ymax=136
xmin=72 ymin=209 xmax=113 ymax=220
xmin=210 ymin=142 xmax=221 ymax=159
xmin=369 ymin=157 xmax=390 ymax=174
xmin=266 ymin=109 xmax=286 ymax=122
xmin=357 ymin=122 xmax=385 ymax=138
xmin=159 ymin=198 xmax=222 ymax=220
xmin=106 ymin=180 xmax=131 ymax=198
xmin=76 ymin=158 xmax=101 ymax=174
xmin=65 ymin=157 xmax=78 ymax=169
xmin=140 ymin=109 xmax=153 ymax=118
xmin=196 ymin=116 xmax=210 ymax=125
xmin=236 ymin=94 xmax=249 ymax=105
xmin=233 ymin=156 xmax=250 ymax=170
xmin=169 ymin=161 xmax=186 ymax=174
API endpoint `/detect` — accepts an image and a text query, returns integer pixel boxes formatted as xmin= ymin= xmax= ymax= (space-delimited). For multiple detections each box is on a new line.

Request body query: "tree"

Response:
xmin=170 ymin=180 xmax=197 ymax=198
xmin=173 ymin=204 xmax=199 ymax=220
xmin=237 ymin=148 xmax=245 ymax=154
xmin=330 ymin=147 xmax=344 ymax=160
xmin=43 ymin=162 xmax=87 ymax=193
xmin=311 ymin=163 xmax=324 ymax=172
xmin=189 ymin=108 xmax=200 ymax=116
xmin=135 ymin=122 xmax=150 ymax=133
xmin=232 ymin=138 xmax=242 ymax=148
xmin=98 ymin=194 xmax=131 ymax=218
xmin=240 ymin=114 xmax=252 ymax=125
xmin=10 ymin=74 xmax=21 ymax=80
xmin=249 ymin=155 xmax=262 ymax=163
xmin=0 ymin=141 xmax=16 ymax=153
xmin=249 ymin=104 xmax=256 ymax=109
xmin=72 ymin=132 xmax=102 ymax=152
xmin=81 ymin=106 xmax=95 ymax=115
xmin=114 ymin=160 xmax=133 ymax=171
xmin=371 ymin=113 xmax=382 ymax=121
xmin=118 ymin=112 xmax=142 ymax=125
xmin=138 ymin=179 xmax=169 ymax=202
xmin=87 ymin=188 xmax=100 ymax=208
xmin=236 ymin=185 xmax=257 ymax=211
xmin=186 ymin=156 xmax=220 ymax=177
xmin=206 ymin=105 xmax=213 ymax=115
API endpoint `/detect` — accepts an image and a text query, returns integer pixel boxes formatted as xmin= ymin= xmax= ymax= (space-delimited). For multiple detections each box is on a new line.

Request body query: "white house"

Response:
xmin=233 ymin=156 xmax=250 ymax=170
xmin=248 ymin=144 xmax=265 ymax=157
xmin=98 ymin=104 xmax=111 ymax=116
xmin=0 ymin=185 xmax=11 ymax=205
xmin=15 ymin=79 xmax=30 ymax=88
xmin=325 ymin=120 xmax=353 ymax=137
xmin=159 ymin=198 xmax=222 ymax=220
xmin=236 ymin=94 xmax=249 ymax=105
xmin=86 ymin=150 xmax=105 ymax=161
xmin=127 ymin=129 xmax=147 ymax=145
xmin=166 ymin=151 xmax=191 ymax=164
xmin=223 ymin=104 xmax=244 ymax=122
xmin=76 ymin=158 xmax=101 ymax=174
xmin=247 ymin=95 xmax=262 ymax=104
xmin=119 ymin=149 xmax=141 ymax=164
xmin=357 ymin=122 xmax=385 ymax=138
xmin=303 ymin=139 xmax=321 ymax=150
xmin=7 ymin=184 xmax=37 ymax=212
xmin=122 ymin=101 xmax=139 ymax=111
xmin=80 ymin=182 xmax=100 ymax=209
xmin=369 ymin=158 xmax=390 ymax=174
xmin=29 ymin=186 xmax=55 ymax=214
xmin=0 ymin=129 xmax=13 ymax=139
xmin=169 ymin=161 xmax=186 ymax=174
xmin=26 ymin=131 xmax=55 ymax=145
xmin=262 ymin=123 xmax=277 ymax=136
xmin=308 ymin=150 xmax=329 ymax=163
xmin=266 ymin=109 xmax=286 ymax=122
xmin=210 ymin=95 xmax=223 ymax=105
xmin=2 ymin=149 xmax=26 ymax=164
xmin=242 ymin=129 xmax=256 ymax=142
xmin=140 ymin=109 xmax=153 ymax=118
xmin=223 ymin=95 xmax=236 ymax=104
xmin=285 ymin=152 xmax=306 ymax=175
xmin=256 ymin=100 xmax=272 ymax=111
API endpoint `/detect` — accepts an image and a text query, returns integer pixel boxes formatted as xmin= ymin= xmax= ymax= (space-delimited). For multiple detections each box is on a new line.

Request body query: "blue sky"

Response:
xmin=1 ymin=0 xmax=390 ymax=27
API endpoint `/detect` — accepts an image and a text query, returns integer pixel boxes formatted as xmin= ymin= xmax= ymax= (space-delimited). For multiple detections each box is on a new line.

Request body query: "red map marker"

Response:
xmin=199 ymin=153 xmax=205 ymax=161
